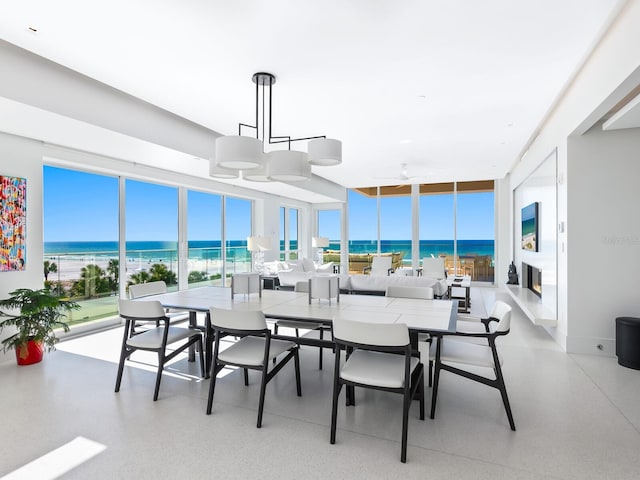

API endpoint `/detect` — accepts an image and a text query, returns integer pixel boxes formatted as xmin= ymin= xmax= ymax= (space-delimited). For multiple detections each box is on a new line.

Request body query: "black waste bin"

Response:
xmin=615 ymin=317 xmax=640 ymax=369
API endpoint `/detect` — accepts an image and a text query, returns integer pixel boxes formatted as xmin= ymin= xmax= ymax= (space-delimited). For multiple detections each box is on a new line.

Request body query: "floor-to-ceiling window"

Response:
xmin=349 ymin=181 xmax=495 ymax=281
xmin=380 ymin=187 xmax=412 ymax=268
xmin=279 ymin=206 xmax=300 ymax=261
xmin=317 ymin=209 xmax=341 ymax=265
xmin=187 ymin=190 xmax=222 ymax=287
xmin=43 ymin=166 xmax=119 ymax=324
xmin=456 ymin=183 xmax=495 ymax=281
xmin=347 ymin=188 xmax=378 ymax=273
xmin=224 ymin=196 xmax=251 ymax=285
xmin=125 ymin=179 xmax=179 ymax=291
xmin=419 ymin=183 xmax=455 ymax=274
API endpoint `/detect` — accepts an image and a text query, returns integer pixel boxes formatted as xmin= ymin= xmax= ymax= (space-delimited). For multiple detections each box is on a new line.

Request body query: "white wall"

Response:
xmin=509 ymin=0 xmax=640 ymax=353
xmin=0 ymin=133 xmax=44 ymax=363
xmin=566 ymin=124 xmax=640 ymax=355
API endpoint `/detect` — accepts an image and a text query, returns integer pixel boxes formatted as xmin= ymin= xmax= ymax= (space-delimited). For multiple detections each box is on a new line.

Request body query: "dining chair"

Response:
xmin=429 ymin=300 xmax=515 ymax=430
xmin=206 ymin=308 xmax=302 ymax=428
xmin=115 ymin=299 xmax=204 ymax=401
xmin=330 ymin=318 xmax=425 ymax=463
xmin=129 ymin=280 xmax=190 ymax=324
xmin=385 ymin=286 xmax=435 ymax=385
xmin=273 ymin=280 xmax=328 ymax=369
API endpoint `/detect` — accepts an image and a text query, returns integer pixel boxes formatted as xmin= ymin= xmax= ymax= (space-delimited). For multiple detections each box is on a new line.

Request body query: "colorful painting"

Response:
xmin=1 ymin=175 xmax=27 ymax=271
xmin=521 ymin=202 xmax=538 ymax=252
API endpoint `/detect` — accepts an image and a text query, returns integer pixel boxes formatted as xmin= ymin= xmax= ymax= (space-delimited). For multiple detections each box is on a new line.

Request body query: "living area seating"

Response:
xmin=429 ymin=300 xmax=515 ymax=430
xmin=231 ymin=272 xmax=262 ymax=298
xmin=417 ymin=256 xmax=446 ymax=279
xmin=363 ymin=255 xmax=393 ymax=275
xmin=330 ymin=318 xmax=425 ymax=463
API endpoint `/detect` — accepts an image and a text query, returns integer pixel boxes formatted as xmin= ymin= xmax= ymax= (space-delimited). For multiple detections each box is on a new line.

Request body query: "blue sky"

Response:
xmin=44 ymin=166 xmax=493 ymax=242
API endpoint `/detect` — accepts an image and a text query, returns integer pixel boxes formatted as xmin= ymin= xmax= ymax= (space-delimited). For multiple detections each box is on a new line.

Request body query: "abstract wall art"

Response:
xmin=1 ymin=175 xmax=27 ymax=271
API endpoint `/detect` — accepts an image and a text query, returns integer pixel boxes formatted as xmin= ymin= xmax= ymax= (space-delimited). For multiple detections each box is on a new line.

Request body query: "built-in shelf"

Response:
xmin=505 ymin=285 xmax=557 ymax=327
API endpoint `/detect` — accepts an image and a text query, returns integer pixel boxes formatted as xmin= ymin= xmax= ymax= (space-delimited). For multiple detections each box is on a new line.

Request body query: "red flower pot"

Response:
xmin=16 ymin=340 xmax=45 ymax=365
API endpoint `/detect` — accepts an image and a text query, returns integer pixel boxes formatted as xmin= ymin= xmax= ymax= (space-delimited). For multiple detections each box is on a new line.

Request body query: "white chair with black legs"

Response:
xmin=330 ymin=318 xmax=425 ymax=463
xmin=206 ymin=308 xmax=302 ymax=428
xmin=385 ymin=286 xmax=435 ymax=385
xmin=363 ymin=256 xmax=394 ymax=275
xmin=129 ymin=280 xmax=190 ymax=324
xmin=115 ymin=299 xmax=204 ymax=401
xmin=429 ymin=300 xmax=516 ymax=430
xmin=273 ymin=280 xmax=328 ymax=369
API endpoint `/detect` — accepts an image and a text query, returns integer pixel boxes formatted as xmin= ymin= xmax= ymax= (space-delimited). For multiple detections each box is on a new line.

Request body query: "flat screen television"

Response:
xmin=521 ymin=202 xmax=539 ymax=252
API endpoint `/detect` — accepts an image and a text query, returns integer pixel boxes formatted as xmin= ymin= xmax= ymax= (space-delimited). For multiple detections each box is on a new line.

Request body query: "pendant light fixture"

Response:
xmin=210 ymin=72 xmax=342 ymax=182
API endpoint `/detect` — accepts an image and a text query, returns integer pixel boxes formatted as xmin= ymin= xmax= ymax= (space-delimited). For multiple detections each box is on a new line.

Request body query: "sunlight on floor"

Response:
xmin=0 ymin=437 xmax=106 ymax=480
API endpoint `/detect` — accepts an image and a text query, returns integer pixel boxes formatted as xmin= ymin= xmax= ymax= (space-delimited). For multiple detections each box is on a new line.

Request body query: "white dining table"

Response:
xmin=138 ymin=286 xmax=458 ymax=375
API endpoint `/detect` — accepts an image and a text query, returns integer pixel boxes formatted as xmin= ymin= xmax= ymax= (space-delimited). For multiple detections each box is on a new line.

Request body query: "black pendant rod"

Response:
xmin=236 ymin=72 xmax=326 ymax=150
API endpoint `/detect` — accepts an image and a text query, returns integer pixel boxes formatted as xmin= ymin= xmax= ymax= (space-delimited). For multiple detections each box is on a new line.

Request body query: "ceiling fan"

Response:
xmin=373 ymin=163 xmax=418 ymax=181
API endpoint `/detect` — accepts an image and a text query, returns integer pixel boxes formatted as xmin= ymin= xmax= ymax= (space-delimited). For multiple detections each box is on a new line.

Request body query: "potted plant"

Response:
xmin=0 ymin=288 xmax=79 ymax=365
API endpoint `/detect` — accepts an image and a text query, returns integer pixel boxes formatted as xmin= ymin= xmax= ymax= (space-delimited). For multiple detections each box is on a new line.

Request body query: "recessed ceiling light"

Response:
xmin=400 ymin=139 xmax=413 ymax=144
xmin=27 ymin=26 xmax=38 ymax=33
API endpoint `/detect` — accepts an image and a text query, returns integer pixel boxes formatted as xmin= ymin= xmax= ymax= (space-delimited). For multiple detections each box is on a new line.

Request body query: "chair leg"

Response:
xmin=401 ymin=389 xmax=411 ymax=463
xmin=294 ymin=348 xmax=302 ymax=397
xmin=430 ymin=358 xmax=441 ymax=419
xmin=317 ymin=327 xmax=325 ymax=370
xmin=428 ymin=360 xmax=433 ymax=387
xmin=153 ymin=352 xmax=164 ymax=401
xmin=495 ymin=363 xmax=516 ymax=431
xmin=206 ymin=362 xmax=218 ymax=414
xmin=256 ymin=366 xmax=269 ymax=428
xmin=114 ymin=344 xmax=130 ymax=393
xmin=330 ymin=352 xmax=343 ymax=444
xmin=244 ymin=368 xmax=249 ymax=386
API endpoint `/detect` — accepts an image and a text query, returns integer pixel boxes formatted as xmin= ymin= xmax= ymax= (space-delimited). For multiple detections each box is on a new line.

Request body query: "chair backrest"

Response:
xmin=386 ymin=285 xmax=434 ymax=300
xmin=119 ymin=299 xmax=166 ymax=320
xmin=370 ymin=256 xmax=392 ymax=275
xmin=421 ymin=257 xmax=445 ymax=279
xmin=333 ymin=318 xmax=409 ymax=347
xmin=231 ymin=273 xmax=261 ymax=295
xmin=489 ymin=300 xmax=512 ymax=333
xmin=128 ymin=281 xmax=168 ymax=299
xmin=209 ymin=307 xmax=267 ymax=332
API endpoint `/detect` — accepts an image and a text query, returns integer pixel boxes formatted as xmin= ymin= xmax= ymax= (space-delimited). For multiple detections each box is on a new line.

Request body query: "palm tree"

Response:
xmin=71 ymin=264 xmax=108 ymax=299
xmin=149 ymin=263 xmax=177 ymax=285
xmin=43 ymin=260 xmax=57 ymax=281
xmin=107 ymin=258 xmax=119 ymax=292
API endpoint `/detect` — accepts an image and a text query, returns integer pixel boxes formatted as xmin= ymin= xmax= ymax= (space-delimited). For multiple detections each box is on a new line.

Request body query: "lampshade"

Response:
xmin=209 ymin=159 xmax=240 ymax=179
xmin=267 ymin=150 xmax=311 ymax=182
xmin=242 ymin=162 xmax=272 ymax=182
xmin=216 ymin=135 xmax=263 ymax=169
xmin=247 ymin=236 xmax=272 ymax=252
xmin=308 ymin=138 xmax=342 ymax=166
xmin=312 ymin=236 xmax=330 ymax=248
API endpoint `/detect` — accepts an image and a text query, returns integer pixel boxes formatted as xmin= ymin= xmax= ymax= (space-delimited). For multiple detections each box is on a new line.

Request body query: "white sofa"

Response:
xmin=346 ymin=273 xmax=447 ymax=297
xmin=266 ymin=258 xmax=336 ymax=288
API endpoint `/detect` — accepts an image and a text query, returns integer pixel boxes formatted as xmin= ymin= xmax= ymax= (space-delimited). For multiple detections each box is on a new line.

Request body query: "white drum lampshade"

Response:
xmin=267 ymin=150 xmax=311 ymax=182
xmin=209 ymin=159 xmax=240 ymax=179
xmin=312 ymin=237 xmax=330 ymax=248
xmin=242 ymin=162 xmax=271 ymax=182
xmin=216 ymin=135 xmax=263 ymax=169
xmin=247 ymin=236 xmax=272 ymax=252
xmin=308 ymin=138 xmax=342 ymax=166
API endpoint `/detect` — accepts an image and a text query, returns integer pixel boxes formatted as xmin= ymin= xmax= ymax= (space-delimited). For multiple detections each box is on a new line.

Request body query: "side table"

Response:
xmin=262 ymin=275 xmax=280 ymax=290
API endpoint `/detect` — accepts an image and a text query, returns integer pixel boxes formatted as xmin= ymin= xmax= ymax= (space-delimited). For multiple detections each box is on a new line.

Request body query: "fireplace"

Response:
xmin=522 ymin=263 xmax=542 ymax=298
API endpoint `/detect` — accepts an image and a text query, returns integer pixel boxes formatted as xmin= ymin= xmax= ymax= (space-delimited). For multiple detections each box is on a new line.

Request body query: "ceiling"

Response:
xmin=0 ymin=0 xmax=625 ymax=194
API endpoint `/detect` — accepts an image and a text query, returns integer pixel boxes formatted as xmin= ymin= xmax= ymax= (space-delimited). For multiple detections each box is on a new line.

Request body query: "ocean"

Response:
xmin=44 ymin=240 xmax=494 ymax=264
